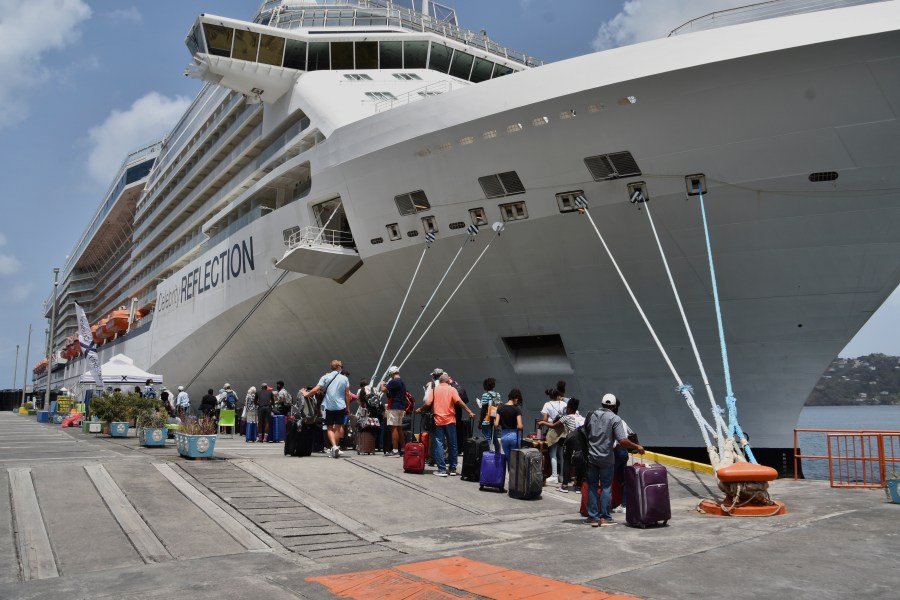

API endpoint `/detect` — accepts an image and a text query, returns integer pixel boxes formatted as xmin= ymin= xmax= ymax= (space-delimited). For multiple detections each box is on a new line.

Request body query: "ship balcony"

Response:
xmin=276 ymin=226 xmax=361 ymax=281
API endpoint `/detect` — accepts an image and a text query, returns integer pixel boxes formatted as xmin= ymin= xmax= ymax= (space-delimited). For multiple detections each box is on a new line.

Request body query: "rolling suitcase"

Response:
xmin=245 ymin=421 xmax=257 ymax=442
xmin=579 ymin=472 xmax=622 ymax=517
xmin=403 ymin=414 xmax=426 ymax=473
xmin=508 ymin=447 xmax=543 ymax=499
xmin=271 ymin=414 xmax=285 ymax=442
xmin=357 ymin=429 xmax=377 ymax=454
xmin=297 ymin=425 xmax=314 ymax=457
xmin=461 ymin=422 xmax=489 ymax=481
xmin=284 ymin=419 xmax=298 ymax=455
xmin=624 ymin=462 xmax=671 ymax=527
xmin=479 ymin=450 xmax=506 ymax=492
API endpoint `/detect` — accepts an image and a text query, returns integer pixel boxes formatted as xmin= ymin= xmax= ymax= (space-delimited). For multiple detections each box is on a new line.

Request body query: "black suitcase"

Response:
xmin=296 ymin=425 xmax=314 ymax=457
xmin=508 ymin=448 xmax=543 ymax=500
xmin=284 ymin=420 xmax=298 ymax=456
xmin=460 ymin=423 xmax=488 ymax=481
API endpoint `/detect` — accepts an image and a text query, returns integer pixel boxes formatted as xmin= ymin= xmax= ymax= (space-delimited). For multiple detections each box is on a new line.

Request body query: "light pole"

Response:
xmin=21 ymin=324 xmax=31 ymax=408
xmin=44 ymin=268 xmax=59 ymax=409
xmin=13 ymin=344 xmax=19 ymax=389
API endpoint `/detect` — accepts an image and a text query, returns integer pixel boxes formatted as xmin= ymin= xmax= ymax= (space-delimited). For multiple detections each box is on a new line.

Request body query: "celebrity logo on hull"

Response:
xmin=155 ymin=237 xmax=255 ymax=314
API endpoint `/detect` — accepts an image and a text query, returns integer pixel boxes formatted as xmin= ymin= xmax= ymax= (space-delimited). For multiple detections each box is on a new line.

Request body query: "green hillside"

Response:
xmin=805 ymin=354 xmax=900 ymax=406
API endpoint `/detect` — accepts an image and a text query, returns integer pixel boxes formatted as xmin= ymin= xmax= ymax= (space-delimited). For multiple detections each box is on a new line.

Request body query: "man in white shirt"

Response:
xmin=175 ymin=386 xmax=190 ymax=417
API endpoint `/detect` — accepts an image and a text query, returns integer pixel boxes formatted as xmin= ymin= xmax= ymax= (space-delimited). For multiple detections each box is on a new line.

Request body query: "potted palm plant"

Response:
xmin=176 ymin=416 xmax=217 ymax=458
xmin=136 ymin=410 xmax=169 ymax=447
xmin=88 ymin=391 xmax=132 ymax=437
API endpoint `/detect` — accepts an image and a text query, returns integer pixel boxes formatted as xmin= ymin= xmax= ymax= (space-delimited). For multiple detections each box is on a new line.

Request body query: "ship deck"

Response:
xmin=1 ymin=411 xmax=895 ymax=599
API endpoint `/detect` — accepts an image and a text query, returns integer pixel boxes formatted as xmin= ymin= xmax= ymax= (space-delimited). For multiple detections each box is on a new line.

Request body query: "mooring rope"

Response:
xmin=574 ymin=196 xmax=717 ymax=455
xmin=697 ymin=188 xmax=757 ymax=463
xmin=397 ymin=223 xmax=502 ymax=371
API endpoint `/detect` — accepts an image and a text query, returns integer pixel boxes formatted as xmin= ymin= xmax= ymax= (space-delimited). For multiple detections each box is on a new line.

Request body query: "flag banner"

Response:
xmin=75 ymin=302 xmax=103 ymax=386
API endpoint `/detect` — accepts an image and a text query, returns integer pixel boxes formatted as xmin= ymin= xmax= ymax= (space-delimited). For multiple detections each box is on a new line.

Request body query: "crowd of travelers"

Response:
xmin=141 ymin=358 xmax=643 ymax=527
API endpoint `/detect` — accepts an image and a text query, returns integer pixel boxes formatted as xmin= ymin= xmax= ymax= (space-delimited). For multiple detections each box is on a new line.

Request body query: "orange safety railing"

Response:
xmin=794 ymin=429 xmax=900 ymax=488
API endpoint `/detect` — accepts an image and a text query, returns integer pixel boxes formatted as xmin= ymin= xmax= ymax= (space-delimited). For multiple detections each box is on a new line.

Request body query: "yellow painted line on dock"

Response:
xmin=642 ymin=451 xmax=715 ymax=475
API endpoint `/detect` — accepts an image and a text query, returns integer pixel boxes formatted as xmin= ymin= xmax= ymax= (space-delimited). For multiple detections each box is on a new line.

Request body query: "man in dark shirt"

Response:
xmin=381 ymin=366 xmax=407 ymax=457
xmin=257 ymin=383 xmax=275 ymax=443
xmin=200 ymin=389 xmax=218 ymax=418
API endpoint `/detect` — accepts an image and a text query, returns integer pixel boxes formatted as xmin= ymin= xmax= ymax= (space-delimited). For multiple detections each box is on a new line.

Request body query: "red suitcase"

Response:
xmin=403 ymin=414 xmax=426 ymax=473
xmin=579 ymin=472 xmax=622 ymax=517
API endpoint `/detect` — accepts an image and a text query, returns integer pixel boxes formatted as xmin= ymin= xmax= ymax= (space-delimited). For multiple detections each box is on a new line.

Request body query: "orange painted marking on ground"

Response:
xmin=307 ymin=556 xmax=640 ymax=600
xmin=307 ymin=568 xmax=472 ymax=599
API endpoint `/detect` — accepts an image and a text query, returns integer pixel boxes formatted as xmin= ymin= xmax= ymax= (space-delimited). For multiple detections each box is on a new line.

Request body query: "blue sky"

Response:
xmin=0 ymin=0 xmax=896 ymax=388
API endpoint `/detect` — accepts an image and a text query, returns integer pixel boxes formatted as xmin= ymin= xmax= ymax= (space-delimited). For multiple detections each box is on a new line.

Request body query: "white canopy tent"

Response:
xmin=79 ymin=354 xmax=163 ymax=386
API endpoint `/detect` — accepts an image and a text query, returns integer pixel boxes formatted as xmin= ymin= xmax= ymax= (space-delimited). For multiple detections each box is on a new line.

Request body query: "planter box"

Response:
xmin=142 ymin=427 xmax=168 ymax=447
xmin=175 ymin=432 xmax=216 ymax=459
xmin=110 ymin=422 xmax=130 ymax=437
xmin=53 ymin=414 xmax=65 ymax=425
xmin=887 ymin=479 xmax=900 ymax=504
xmin=84 ymin=420 xmax=104 ymax=434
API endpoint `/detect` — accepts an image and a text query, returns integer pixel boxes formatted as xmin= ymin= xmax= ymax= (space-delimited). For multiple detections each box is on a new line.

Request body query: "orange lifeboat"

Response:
xmin=61 ymin=336 xmax=77 ymax=360
xmin=104 ymin=309 xmax=131 ymax=337
xmin=94 ymin=319 xmax=113 ymax=342
xmin=32 ymin=358 xmax=48 ymax=375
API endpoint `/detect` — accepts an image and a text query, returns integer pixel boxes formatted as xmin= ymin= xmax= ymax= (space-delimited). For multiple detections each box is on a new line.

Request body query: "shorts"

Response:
xmin=386 ymin=409 xmax=404 ymax=427
xmin=324 ymin=409 xmax=346 ymax=426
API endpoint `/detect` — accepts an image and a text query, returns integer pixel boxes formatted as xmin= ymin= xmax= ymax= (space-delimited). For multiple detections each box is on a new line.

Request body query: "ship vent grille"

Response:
xmin=584 ymin=151 xmax=641 ymax=180
xmin=394 ymin=190 xmax=431 ymax=216
xmin=478 ymin=171 xmax=525 ymax=199
xmin=809 ymin=171 xmax=838 ymax=182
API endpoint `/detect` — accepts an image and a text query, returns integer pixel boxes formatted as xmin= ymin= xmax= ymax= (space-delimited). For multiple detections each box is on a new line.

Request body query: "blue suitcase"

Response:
xmin=271 ymin=415 xmax=285 ymax=442
xmin=479 ymin=450 xmax=506 ymax=492
xmin=245 ymin=421 xmax=257 ymax=442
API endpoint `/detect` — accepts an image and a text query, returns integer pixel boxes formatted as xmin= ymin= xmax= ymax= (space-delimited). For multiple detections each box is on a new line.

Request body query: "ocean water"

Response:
xmin=796 ymin=405 xmax=900 ymax=480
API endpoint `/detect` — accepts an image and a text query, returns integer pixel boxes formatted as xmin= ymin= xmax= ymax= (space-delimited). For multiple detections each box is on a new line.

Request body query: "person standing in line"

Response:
xmin=418 ymin=373 xmax=475 ymax=477
xmin=610 ymin=397 xmax=635 ymax=512
xmin=159 ymin=386 xmax=173 ymax=416
xmin=275 ymin=380 xmax=293 ymax=416
xmin=257 ymin=383 xmax=275 ymax=443
xmin=479 ymin=378 xmax=502 ymax=451
xmin=493 ymin=388 xmax=524 ymax=470
xmin=175 ymin=386 xmax=191 ymax=418
xmin=582 ymin=393 xmax=644 ymax=527
xmin=243 ymin=386 xmax=258 ymax=442
xmin=302 ymin=359 xmax=351 ymax=458
xmin=143 ymin=379 xmax=157 ymax=399
xmin=222 ymin=383 xmax=237 ymax=410
xmin=558 ymin=398 xmax=585 ymax=493
xmin=381 ymin=366 xmax=407 ymax=458
xmin=539 ymin=387 xmax=568 ymax=485
xmin=200 ymin=389 xmax=218 ymax=418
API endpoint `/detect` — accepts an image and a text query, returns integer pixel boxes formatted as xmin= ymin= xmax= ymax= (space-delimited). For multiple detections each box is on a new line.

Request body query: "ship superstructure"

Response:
xmin=40 ymin=0 xmax=900 ymax=472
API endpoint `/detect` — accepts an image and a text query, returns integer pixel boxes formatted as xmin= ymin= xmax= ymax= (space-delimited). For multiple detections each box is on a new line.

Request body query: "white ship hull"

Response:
xmin=59 ymin=2 xmax=900 ymax=466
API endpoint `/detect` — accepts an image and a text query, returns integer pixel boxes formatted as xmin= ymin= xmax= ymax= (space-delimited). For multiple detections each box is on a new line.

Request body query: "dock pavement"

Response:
xmin=0 ymin=411 xmax=896 ymax=599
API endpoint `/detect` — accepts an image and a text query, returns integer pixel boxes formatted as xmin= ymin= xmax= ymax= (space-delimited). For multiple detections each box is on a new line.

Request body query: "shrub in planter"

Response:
xmin=136 ymin=410 xmax=169 ymax=447
xmin=89 ymin=391 xmax=135 ymax=436
xmin=176 ymin=416 xmax=217 ymax=458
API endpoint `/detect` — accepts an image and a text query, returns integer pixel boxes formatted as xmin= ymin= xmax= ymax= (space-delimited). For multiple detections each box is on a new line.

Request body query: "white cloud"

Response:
xmin=0 ymin=233 xmax=21 ymax=276
xmin=86 ymin=92 xmax=192 ymax=185
xmin=0 ymin=0 xmax=92 ymax=127
xmin=105 ymin=7 xmax=142 ymax=24
xmin=592 ymin=0 xmax=749 ymax=51
xmin=6 ymin=283 xmax=32 ymax=304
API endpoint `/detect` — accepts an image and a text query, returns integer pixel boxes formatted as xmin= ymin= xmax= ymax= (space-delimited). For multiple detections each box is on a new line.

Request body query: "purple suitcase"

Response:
xmin=479 ymin=450 xmax=506 ymax=492
xmin=624 ymin=462 xmax=671 ymax=527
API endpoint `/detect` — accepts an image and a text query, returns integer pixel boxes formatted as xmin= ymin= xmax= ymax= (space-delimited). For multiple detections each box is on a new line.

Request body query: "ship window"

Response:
xmin=428 ymin=43 xmax=452 ymax=73
xmin=232 ymin=29 xmax=260 ymax=61
xmin=187 ymin=23 xmax=205 ymax=55
xmin=404 ymin=41 xmax=428 ymax=69
xmin=449 ymin=51 xmax=474 ymax=80
xmin=283 ymin=39 xmax=307 ymax=69
xmin=584 ymin=151 xmax=641 ymax=180
xmin=493 ymin=65 xmax=514 ymax=78
xmin=394 ymin=190 xmax=430 ymax=215
xmin=507 ymin=123 xmax=523 ymax=133
xmin=421 ymin=216 xmax=438 ymax=234
xmin=556 ymin=191 xmax=584 ymax=213
xmin=344 ymin=73 xmax=372 ymax=81
xmin=394 ymin=73 xmax=421 ymax=80
xmin=331 ymin=42 xmax=354 ymax=69
xmin=204 ymin=24 xmax=233 ymax=58
xmin=469 ymin=207 xmax=488 ymax=226
xmin=499 ymin=201 xmax=528 ymax=222
xmin=282 ymin=226 xmax=301 ymax=245
xmin=478 ymin=171 xmax=525 ymax=199
xmin=258 ymin=34 xmax=284 ymax=66
xmin=380 ymin=41 xmax=403 ymax=68
xmin=355 ymin=41 xmax=378 ymax=69
xmin=307 ymin=42 xmax=330 ymax=71
xmin=386 ymin=223 xmax=402 ymax=240
xmin=470 ymin=57 xmax=494 ymax=82
xmin=365 ymin=91 xmax=396 ymax=101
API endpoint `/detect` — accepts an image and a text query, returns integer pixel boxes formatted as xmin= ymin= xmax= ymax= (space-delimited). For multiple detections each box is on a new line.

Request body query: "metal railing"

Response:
xmin=287 ymin=226 xmax=355 ymax=250
xmin=794 ymin=428 xmax=900 ymax=488
xmin=374 ymin=79 xmax=464 ymax=113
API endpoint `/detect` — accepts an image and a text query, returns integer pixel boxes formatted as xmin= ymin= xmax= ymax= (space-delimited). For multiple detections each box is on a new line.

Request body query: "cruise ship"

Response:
xmin=38 ymin=0 xmax=900 ymax=473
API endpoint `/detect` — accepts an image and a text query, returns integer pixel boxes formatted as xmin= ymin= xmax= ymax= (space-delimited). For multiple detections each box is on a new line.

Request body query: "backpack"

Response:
xmin=225 ymin=390 xmax=237 ymax=409
xmin=450 ymin=380 xmax=469 ymax=405
xmin=404 ymin=391 xmax=416 ymax=414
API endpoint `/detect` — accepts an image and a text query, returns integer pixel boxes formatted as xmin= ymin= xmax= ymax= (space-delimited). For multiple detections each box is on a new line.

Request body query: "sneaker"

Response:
xmin=599 ymin=518 xmax=617 ymax=526
xmin=335 ymin=447 xmax=343 ymax=458
xmin=448 ymin=471 xmax=458 ymax=476
xmin=558 ymin=485 xmax=569 ymax=493
xmin=546 ymin=475 xmax=558 ymax=484
xmin=434 ymin=471 xmax=448 ymax=477
xmin=584 ymin=519 xmax=600 ymax=527
xmin=391 ymin=450 xmax=399 ymax=457
xmin=612 ymin=506 xmax=626 ymax=513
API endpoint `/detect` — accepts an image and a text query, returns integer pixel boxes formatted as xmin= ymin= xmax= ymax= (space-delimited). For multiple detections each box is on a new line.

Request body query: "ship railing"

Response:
xmin=374 ymin=79 xmax=462 ymax=113
xmin=286 ymin=226 xmax=355 ymax=251
xmin=669 ymin=0 xmax=883 ymax=36
xmin=794 ymin=428 xmax=900 ymax=488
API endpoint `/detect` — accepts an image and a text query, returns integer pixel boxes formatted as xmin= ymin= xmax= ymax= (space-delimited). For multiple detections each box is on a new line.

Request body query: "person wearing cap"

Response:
xmin=175 ymin=385 xmax=191 ymax=417
xmin=582 ymin=393 xmax=644 ymax=526
xmin=418 ymin=373 xmax=476 ymax=476
xmin=302 ymin=359 xmax=351 ymax=458
xmin=257 ymin=383 xmax=275 ymax=442
xmin=381 ymin=366 xmax=407 ymax=457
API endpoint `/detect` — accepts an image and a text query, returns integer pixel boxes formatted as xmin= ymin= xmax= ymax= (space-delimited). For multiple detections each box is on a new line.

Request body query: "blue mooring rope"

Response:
xmin=697 ymin=188 xmax=757 ymax=464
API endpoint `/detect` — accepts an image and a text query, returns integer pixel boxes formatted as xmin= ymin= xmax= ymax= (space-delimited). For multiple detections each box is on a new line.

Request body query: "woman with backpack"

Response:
xmin=479 ymin=377 xmax=502 ymax=451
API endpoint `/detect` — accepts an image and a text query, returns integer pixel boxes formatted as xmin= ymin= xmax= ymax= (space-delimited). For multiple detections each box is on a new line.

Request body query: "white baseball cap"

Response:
xmin=387 ymin=366 xmax=400 ymax=375
xmin=601 ymin=393 xmax=617 ymax=407
xmin=178 ymin=385 xmax=184 ymax=391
